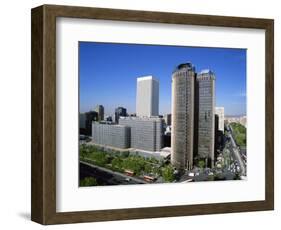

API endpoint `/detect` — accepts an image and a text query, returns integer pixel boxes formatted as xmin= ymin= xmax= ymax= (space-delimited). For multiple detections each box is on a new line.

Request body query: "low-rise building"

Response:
xmin=92 ymin=123 xmax=130 ymax=149
xmin=119 ymin=116 xmax=164 ymax=152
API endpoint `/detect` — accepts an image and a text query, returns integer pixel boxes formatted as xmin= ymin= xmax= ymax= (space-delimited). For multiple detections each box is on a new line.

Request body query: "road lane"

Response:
xmin=226 ymin=124 xmax=246 ymax=176
xmin=80 ymin=161 xmax=148 ymax=185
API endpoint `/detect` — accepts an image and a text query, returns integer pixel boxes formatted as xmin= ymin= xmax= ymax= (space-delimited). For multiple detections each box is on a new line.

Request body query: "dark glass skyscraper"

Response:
xmin=115 ymin=107 xmax=127 ymax=123
xmin=95 ymin=105 xmax=104 ymax=121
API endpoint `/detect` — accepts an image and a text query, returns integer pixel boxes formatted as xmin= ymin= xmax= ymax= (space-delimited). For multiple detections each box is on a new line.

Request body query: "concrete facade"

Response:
xmin=171 ymin=63 xmax=196 ymax=170
xmin=92 ymin=123 xmax=130 ymax=149
xmin=136 ymin=76 xmax=159 ymax=117
xmin=215 ymin=107 xmax=225 ymax=132
xmin=197 ymin=70 xmax=216 ymax=167
xmin=119 ymin=116 xmax=164 ymax=152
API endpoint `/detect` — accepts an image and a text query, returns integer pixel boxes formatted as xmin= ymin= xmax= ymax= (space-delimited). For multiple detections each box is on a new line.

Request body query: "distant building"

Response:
xmin=164 ymin=114 xmax=172 ymax=126
xmin=196 ymin=69 xmax=215 ymax=167
xmin=214 ymin=114 xmax=224 ymax=157
xmin=215 ymin=114 xmax=219 ymax=152
xmin=164 ymin=136 xmax=171 ymax=148
xmin=95 ymin=105 xmax=104 ymax=121
xmin=79 ymin=111 xmax=98 ymax=135
xmin=215 ymin=107 xmax=225 ymax=132
xmin=171 ymin=63 xmax=196 ymax=170
xmin=225 ymin=115 xmax=247 ymax=127
xmin=119 ymin=116 xmax=164 ymax=152
xmin=164 ymin=126 xmax=171 ymax=147
xmin=92 ymin=123 xmax=130 ymax=149
xmin=79 ymin=113 xmax=86 ymax=129
xmin=240 ymin=116 xmax=247 ymax=127
xmin=136 ymin=76 xmax=159 ymax=117
xmin=115 ymin=107 xmax=127 ymax=123
xmin=105 ymin=116 xmax=113 ymax=122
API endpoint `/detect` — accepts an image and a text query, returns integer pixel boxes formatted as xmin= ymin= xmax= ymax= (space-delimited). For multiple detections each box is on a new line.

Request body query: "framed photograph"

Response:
xmin=31 ymin=4 xmax=274 ymax=225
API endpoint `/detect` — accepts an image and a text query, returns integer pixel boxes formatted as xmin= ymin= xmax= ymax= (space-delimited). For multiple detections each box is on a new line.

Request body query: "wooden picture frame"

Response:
xmin=31 ymin=4 xmax=274 ymax=225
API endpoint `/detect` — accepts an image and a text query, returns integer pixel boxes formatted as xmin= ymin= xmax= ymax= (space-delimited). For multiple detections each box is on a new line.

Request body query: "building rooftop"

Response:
xmin=119 ymin=116 xmax=163 ymax=121
xmin=173 ymin=62 xmax=195 ymax=73
xmin=215 ymin=107 xmax=225 ymax=111
xmin=199 ymin=69 xmax=215 ymax=75
xmin=137 ymin=75 xmax=159 ymax=82
xmin=93 ymin=121 xmax=130 ymax=128
xmin=197 ymin=69 xmax=216 ymax=80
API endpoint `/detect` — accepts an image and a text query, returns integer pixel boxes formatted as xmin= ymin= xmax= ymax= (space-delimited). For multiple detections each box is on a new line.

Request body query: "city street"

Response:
xmin=226 ymin=124 xmax=246 ymax=176
xmin=80 ymin=161 xmax=147 ymax=186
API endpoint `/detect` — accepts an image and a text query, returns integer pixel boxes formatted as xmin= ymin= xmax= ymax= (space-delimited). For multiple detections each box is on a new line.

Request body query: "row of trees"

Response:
xmin=80 ymin=144 xmax=175 ymax=182
xmin=230 ymin=122 xmax=246 ymax=147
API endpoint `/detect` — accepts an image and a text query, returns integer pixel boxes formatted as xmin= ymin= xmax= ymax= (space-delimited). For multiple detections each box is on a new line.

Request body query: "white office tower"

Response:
xmin=215 ymin=107 xmax=225 ymax=132
xmin=136 ymin=76 xmax=159 ymax=117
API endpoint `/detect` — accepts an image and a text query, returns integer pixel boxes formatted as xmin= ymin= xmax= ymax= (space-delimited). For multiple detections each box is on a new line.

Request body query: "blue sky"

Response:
xmin=79 ymin=42 xmax=246 ymax=116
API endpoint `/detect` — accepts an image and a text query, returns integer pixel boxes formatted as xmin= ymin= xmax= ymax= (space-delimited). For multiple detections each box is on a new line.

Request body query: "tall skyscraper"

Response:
xmin=171 ymin=63 xmax=196 ymax=171
xmin=95 ymin=105 xmax=104 ymax=121
xmin=215 ymin=107 xmax=225 ymax=132
xmin=136 ymin=76 xmax=159 ymax=117
xmin=197 ymin=70 xmax=215 ymax=167
xmin=115 ymin=107 xmax=127 ymax=123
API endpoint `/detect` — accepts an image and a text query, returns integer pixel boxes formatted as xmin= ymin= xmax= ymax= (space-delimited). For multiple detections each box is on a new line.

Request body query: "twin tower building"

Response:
xmin=139 ymin=63 xmax=215 ymax=171
xmin=171 ymin=63 xmax=215 ymax=171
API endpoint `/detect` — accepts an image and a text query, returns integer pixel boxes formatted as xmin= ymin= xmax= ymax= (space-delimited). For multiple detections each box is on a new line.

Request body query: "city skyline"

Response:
xmin=79 ymin=42 xmax=246 ymax=116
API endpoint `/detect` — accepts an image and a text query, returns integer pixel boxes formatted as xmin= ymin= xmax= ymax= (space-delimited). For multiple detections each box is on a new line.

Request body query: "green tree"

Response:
xmin=162 ymin=165 xmax=175 ymax=182
xmin=198 ymin=160 xmax=205 ymax=169
xmin=111 ymin=157 xmax=123 ymax=171
xmin=144 ymin=163 xmax=152 ymax=174
xmin=230 ymin=122 xmax=246 ymax=147
xmin=121 ymin=151 xmax=130 ymax=158
xmin=80 ymin=177 xmax=98 ymax=186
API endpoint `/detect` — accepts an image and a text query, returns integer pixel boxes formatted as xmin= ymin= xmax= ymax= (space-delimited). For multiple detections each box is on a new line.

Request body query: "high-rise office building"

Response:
xmin=95 ymin=105 xmax=104 ymax=121
xmin=136 ymin=76 xmax=159 ymax=117
xmin=197 ymin=70 xmax=215 ymax=167
xmin=215 ymin=107 xmax=225 ymax=132
xmin=115 ymin=107 xmax=127 ymax=123
xmin=79 ymin=111 xmax=98 ymax=135
xmin=171 ymin=63 xmax=196 ymax=170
